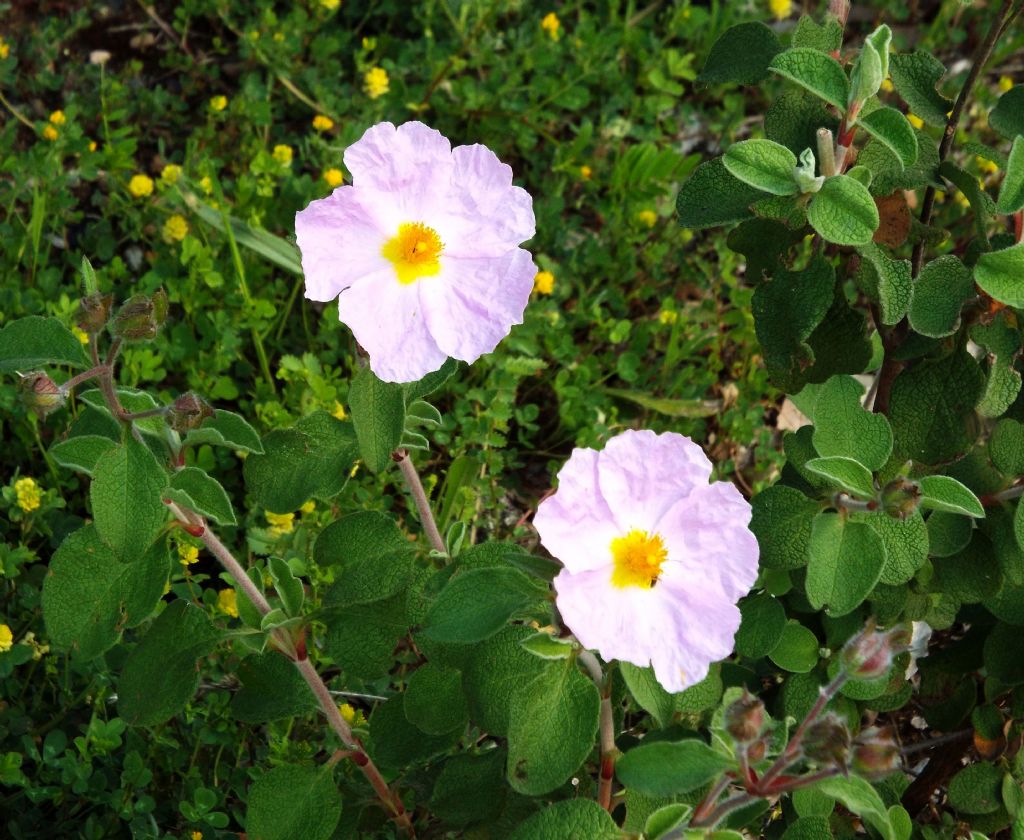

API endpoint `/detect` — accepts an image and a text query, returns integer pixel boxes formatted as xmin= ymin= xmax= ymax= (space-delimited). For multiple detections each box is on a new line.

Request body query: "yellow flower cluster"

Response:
xmin=128 ymin=174 xmax=154 ymax=198
xmin=161 ymin=163 xmax=182 ymax=185
xmin=339 ymin=703 xmax=366 ymax=725
xmin=273 ymin=144 xmax=294 ymax=166
xmin=312 ymin=114 xmax=334 ymax=132
xmin=72 ymin=326 xmax=90 ymax=345
xmin=300 ymin=500 xmax=316 ymax=514
xmin=637 ymin=209 xmax=658 ymax=228
xmin=14 ymin=477 xmax=41 ymax=512
xmin=579 ymin=164 xmax=592 ymax=180
xmin=0 ymin=624 xmax=12 ymax=653
xmin=42 ymin=125 xmax=58 ymax=142
xmin=533 ymin=270 xmax=555 ymax=295
xmin=49 ymin=110 xmax=66 ymax=126
xmin=178 ymin=543 xmax=200 ymax=566
xmin=659 ymin=309 xmax=679 ymax=326
xmin=769 ymin=0 xmax=792 ymax=20
xmin=541 ymin=12 xmax=560 ymax=40
xmin=0 ymin=36 xmax=10 ymax=59
xmin=163 ymin=214 xmax=189 ymax=242
xmin=217 ymin=589 xmax=239 ymax=618
xmin=199 ymin=176 xmax=214 ymax=194
xmin=209 ymin=95 xmax=228 ymax=112
xmin=323 ymin=168 xmax=344 ymax=188
xmin=364 ymin=67 xmax=390 ymax=99
xmin=999 ymin=76 xmax=1014 ymax=94
xmin=266 ymin=510 xmax=295 ymax=535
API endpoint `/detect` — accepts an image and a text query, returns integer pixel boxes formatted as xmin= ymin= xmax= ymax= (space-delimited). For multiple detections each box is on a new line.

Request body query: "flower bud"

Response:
xmin=802 ymin=713 xmax=850 ymax=768
xmin=168 ymin=392 xmax=214 ymax=433
xmin=19 ymin=372 xmax=66 ymax=418
xmin=880 ymin=478 xmax=920 ymax=520
xmin=850 ymin=727 xmax=900 ymax=776
xmin=724 ymin=691 xmax=766 ymax=743
xmin=76 ymin=292 xmax=114 ymax=334
xmin=110 ymin=293 xmax=163 ymax=341
xmin=840 ymin=622 xmax=910 ymax=681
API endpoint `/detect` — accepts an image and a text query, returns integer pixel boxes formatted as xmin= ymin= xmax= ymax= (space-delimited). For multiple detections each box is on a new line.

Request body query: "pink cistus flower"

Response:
xmin=295 ymin=121 xmax=536 ymax=383
xmin=534 ymin=430 xmax=759 ymax=693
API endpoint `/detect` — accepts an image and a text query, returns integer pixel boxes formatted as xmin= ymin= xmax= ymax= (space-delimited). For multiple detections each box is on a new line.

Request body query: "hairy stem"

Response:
xmin=395 ymin=450 xmax=446 ymax=554
xmin=578 ymin=650 xmax=617 ymax=811
xmin=59 ymin=364 xmax=109 ymax=395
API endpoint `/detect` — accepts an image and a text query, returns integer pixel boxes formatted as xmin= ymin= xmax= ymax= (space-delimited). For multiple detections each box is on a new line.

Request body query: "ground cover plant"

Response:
xmin=2 ymin=0 xmax=1024 ymax=838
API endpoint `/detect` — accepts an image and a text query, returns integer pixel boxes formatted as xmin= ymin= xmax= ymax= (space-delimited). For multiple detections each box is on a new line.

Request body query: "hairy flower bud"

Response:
xmin=76 ymin=292 xmax=114 ymax=334
xmin=19 ymin=372 xmax=66 ymax=418
xmin=880 ymin=478 xmax=920 ymax=520
xmin=725 ymin=691 xmax=766 ymax=743
xmin=850 ymin=727 xmax=900 ymax=776
xmin=168 ymin=392 xmax=214 ymax=433
xmin=840 ymin=622 xmax=911 ymax=681
xmin=111 ymin=292 xmax=165 ymax=341
xmin=802 ymin=713 xmax=851 ymax=768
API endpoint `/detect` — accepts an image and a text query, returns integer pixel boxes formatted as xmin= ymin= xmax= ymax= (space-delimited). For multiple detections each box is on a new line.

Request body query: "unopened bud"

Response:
xmin=802 ymin=713 xmax=850 ymax=768
xmin=725 ymin=691 xmax=766 ymax=742
xmin=850 ymin=727 xmax=900 ymax=776
xmin=880 ymin=478 xmax=920 ymax=520
xmin=168 ymin=392 xmax=213 ymax=432
xmin=76 ymin=292 xmax=114 ymax=334
xmin=840 ymin=622 xmax=910 ymax=681
xmin=19 ymin=372 xmax=66 ymax=418
xmin=151 ymin=288 xmax=169 ymax=325
xmin=111 ymin=293 xmax=161 ymax=341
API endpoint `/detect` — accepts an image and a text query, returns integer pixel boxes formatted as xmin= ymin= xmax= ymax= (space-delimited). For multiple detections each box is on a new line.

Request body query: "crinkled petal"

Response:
xmin=296 ymin=187 xmax=391 ymax=302
xmin=420 ymin=249 xmax=535 ymax=363
xmin=655 ymin=481 xmax=759 ymax=603
xmin=535 ymin=449 xmax=620 ymax=575
xmin=337 ymin=270 xmax=448 ymax=383
xmin=596 ymin=430 xmax=714 ymax=532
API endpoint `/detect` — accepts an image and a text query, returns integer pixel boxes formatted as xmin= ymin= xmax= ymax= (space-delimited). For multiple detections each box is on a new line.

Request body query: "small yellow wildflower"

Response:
xmin=199 ymin=176 xmax=214 ymax=194
xmin=160 ymin=163 xmax=182 ymax=185
xmin=350 ymin=462 xmax=361 ymax=478
xmin=312 ymin=114 xmax=334 ymax=132
xmin=209 ymin=95 xmax=228 ymax=112
xmin=999 ymin=76 xmax=1014 ymax=94
xmin=0 ymin=37 xmax=9 ymax=59
xmin=321 ymin=0 xmax=341 ymax=8
xmin=323 ymin=168 xmax=344 ymax=188
xmin=15 ymin=477 xmax=41 ymax=513
xmin=978 ymin=156 xmax=999 ymax=176
xmin=163 ymin=214 xmax=189 ymax=242
xmin=178 ymin=544 xmax=200 ymax=566
xmin=273 ymin=144 xmax=294 ymax=166
xmin=42 ymin=125 xmax=58 ymax=142
xmin=191 ymin=832 xmax=203 ymax=840
xmin=533 ymin=270 xmax=555 ymax=295
xmin=363 ymin=67 xmax=390 ymax=99
xmin=659 ymin=309 xmax=679 ymax=326
xmin=300 ymin=500 xmax=316 ymax=514
xmin=638 ymin=209 xmax=658 ymax=228
xmin=339 ymin=703 xmax=366 ymax=725
xmin=248 ymin=30 xmax=260 ymax=41
xmin=273 ymin=31 xmax=285 ymax=42
xmin=72 ymin=326 xmax=90 ymax=345
xmin=768 ymin=0 xmax=792 ymax=20
xmin=217 ymin=588 xmax=239 ymax=618
xmin=88 ymin=140 xmax=97 ymax=152
xmin=49 ymin=110 xmax=66 ymax=126
xmin=266 ymin=510 xmax=295 ymax=535
xmin=880 ymin=79 xmax=894 ymax=93
xmin=0 ymin=625 xmax=13 ymax=653
xmin=579 ymin=164 xmax=593 ymax=180
xmin=955 ymin=192 xmax=971 ymax=209
xmin=907 ymin=113 xmax=924 ymax=130
xmin=541 ymin=12 xmax=561 ymax=39
xmin=128 ymin=174 xmax=154 ymax=198
xmin=332 ymin=400 xmax=347 ymax=420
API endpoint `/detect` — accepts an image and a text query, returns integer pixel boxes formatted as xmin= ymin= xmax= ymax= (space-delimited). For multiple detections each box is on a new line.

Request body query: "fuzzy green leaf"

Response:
xmin=231 ymin=654 xmax=317 ymax=723
xmin=422 ymin=566 xmax=538 ymax=643
xmin=808 ymin=175 xmax=879 ymax=245
xmin=165 ymin=467 xmax=236 ymax=526
xmin=621 ymin=663 xmax=675 ymax=728
xmin=812 ymin=375 xmax=893 ymax=471
xmin=246 ymin=765 xmax=342 ymax=840
xmin=806 ymin=513 xmax=886 ymax=616
xmin=770 ymin=620 xmax=821 ymax=673
xmin=404 ymin=663 xmax=468 ymax=736
xmin=918 ymin=475 xmax=985 ymax=518
xmin=508 ymin=799 xmax=620 ymax=840
xmin=697 ymin=22 xmax=782 ymax=86
xmin=990 ymin=86 xmax=1024 ymax=141
xmin=676 ymin=157 xmax=762 ymax=229
xmin=616 ymin=739 xmax=730 ymax=797
xmin=907 ymin=256 xmax=974 ymax=338
xmin=804 ymin=457 xmax=877 ymax=498
xmin=975 ymin=241 xmax=1024 ymax=309
xmin=0 ymin=316 xmax=90 ymax=372
xmin=735 ymin=593 xmax=787 ymax=658
xmin=184 ymin=409 xmax=264 ymax=454
xmin=858 ymin=107 xmax=918 ymax=170
xmin=889 ymin=50 xmax=953 ymax=126
xmin=770 ymin=48 xmax=850 ymax=111
xmin=723 ymin=139 xmax=799 ymax=196
xmin=858 ymin=243 xmax=913 ymax=326
xmin=750 ymin=485 xmax=818 ymax=570
xmin=996 ymin=136 xmax=1024 ymax=215
xmin=50 ymin=435 xmax=117 ymax=476
xmin=349 ymin=366 xmax=406 ymax=473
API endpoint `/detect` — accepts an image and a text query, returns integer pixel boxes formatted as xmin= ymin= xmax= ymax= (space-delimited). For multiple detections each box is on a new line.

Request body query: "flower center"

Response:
xmin=610 ymin=529 xmax=668 ymax=589
xmin=382 ymin=222 xmax=444 ymax=285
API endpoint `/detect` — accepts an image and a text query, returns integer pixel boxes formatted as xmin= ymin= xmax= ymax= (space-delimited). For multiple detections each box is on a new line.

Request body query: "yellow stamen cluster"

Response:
xmin=382 ymin=222 xmax=444 ymax=285
xmin=638 ymin=209 xmax=658 ymax=228
xmin=179 ymin=544 xmax=200 ymax=566
xmin=610 ymin=529 xmax=668 ymax=589
xmin=209 ymin=95 xmax=228 ymax=112
xmin=364 ymin=67 xmax=390 ymax=99
xmin=769 ymin=0 xmax=792 ymax=21
xmin=15 ymin=477 xmax=41 ymax=512
xmin=163 ymin=214 xmax=189 ymax=242
xmin=42 ymin=125 xmax=58 ymax=142
xmin=49 ymin=110 xmax=66 ymax=126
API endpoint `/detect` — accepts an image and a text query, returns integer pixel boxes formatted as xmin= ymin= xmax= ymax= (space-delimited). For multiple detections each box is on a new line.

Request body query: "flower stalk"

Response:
xmin=577 ymin=649 xmax=617 ymax=812
xmin=395 ymin=450 xmax=446 ymax=555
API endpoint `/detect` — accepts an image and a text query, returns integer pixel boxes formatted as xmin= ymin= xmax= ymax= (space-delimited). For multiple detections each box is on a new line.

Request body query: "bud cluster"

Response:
xmin=168 ymin=392 xmax=214 ymax=433
xmin=839 ymin=622 xmax=911 ymax=681
xmin=110 ymin=289 xmax=169 ymax=341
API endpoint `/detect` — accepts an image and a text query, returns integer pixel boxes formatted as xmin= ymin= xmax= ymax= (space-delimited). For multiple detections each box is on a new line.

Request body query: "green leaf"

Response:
xmin=804 ymin=457 xmax=876 ymax=498
xmin=42 ymin=526 xmax=168 ymax=660
xmin=676 ymin=665 xmax=724 ymax=713
xmin=318 ymin=514 xmax=413 ymax=608
xmin=91 ymin=436 xmax=168 ymax=562
xmin=645 ymin=804 xmax=692 ymax=840
xmin=948 ymin=761 xmax=1004 ymax=815
xmin=404 ymin=663 xmax=468 ymax=735
xmin=184 ymin=409 xmax=264 ymax=454
xmin=520 ymin=632 xmax=578 ymax=660
xmin=976 ymin=241 xmax=1024 ymax=309
xmin=723 ymin=139 xmax=799 ymax=196
xmin=507 ymin=659 xmax=600 ymax=795
xmin=750 ymin=484 xmax=818 ymax=570
xmin=192 ymin=199 xmax=303 ymax=276
xmin=164 ymin=467 xmax=236 ymax=526
xmin=752 ymin=258 xmax=835 ymax=392
xmin=422 ymin=566 xmax=538 ymax=643
xmin=243 ymin=411 xmax=357 ymax=513
xmin=734 ymin=593 xmax=786 ymax=658
xmin=803 ymin=291 xmax=874 ymax=383
xmin=990 ymin=86 xmax=1024 ymax=141
xmin=507 ymin=799 xmax=620 ymax=840
xmin=849 ymin=26 xmax=890 ymax=106
xmin=808 ymin=175 xmax=879 ymax=246
xmin=984 ymin=622 xmax=1024 ymax=685
xmin=602 ymin=387 xmax=719 ymax=418
xmin=76 ymin=388 xmax=167 ymax=438
xmin=996 ymin=136 xmax=1024 ymax=215
xmin=889 ymin=50 xmax=952 ymax=126
xmin=918 ymin=475 xmax=984 ymax=518
xmin=781 ymin=817 xmax=834 ymax=840
xmin=368 ymin=691 xmax=460 ymax=769
xmin=907 ymin=255 xmax=974 ymax=338
xmin=49 ymin=435 xmax=117 ymax=476
xmin=815 ymin=776 xmax=897 ymax=840
xmin=231 ymin=653 xmax=317 ymax=723
xmin=793 ymin=15 xmax=843 ymax=53
xmin=770 ymin=48 xmax=850 ymax=111
xmin=246 ymin=765 xmax=342 ymax=840
xmin=621 ymin=663 xmax=675 ymax=728
xmin=889 ymin=350 xmax=984 ymax=465
xmin=0 ymin=316 xmax=90 ymax=372
xmin=676 ymin=157 xmax=763 ymax=230
xmin=118 ymin=600 xmax=221 ymax=726
xmin=616 ymin=739 xmax=730 ymax=797
xmin=855 ymin=510 xmax=929 ymax=585
xmin=933 ymin=535 xmax=1001 ymax=604
xmin=812 ymin=375 xmax=893 ymax=471
xmin=858 ymin=108 xmax=918 ymax=171
xmin=770 ymin=620 xmax=821 ymax=673
xmin=857 ymin=243 xmax=912 ymax=326
xmin=349 ymin=366 xmax=406 ymax=473
xmin=267 ymin=556 xmax=304 ymax=616
xmin=927 ymin=511 xmax=974 ymax=558
xmin=323 ymin=594 xmax=409 ymax=679
xmin=430 ymin=749 xmax=507 ymax=826
xmin=464 ymin=625 xmax=549 ymax=737
xmin=765 ymin=90 xmax=840 ymax=157
xmin=939 ymin=161 xmax=992 ymax=240
xmin=991 ymin=419 xmax=1024 ymax=475
xmin=697 ymin=22 xmax=782 ymax=86
xmin=806 ymin=513 xmax=886 ymax=616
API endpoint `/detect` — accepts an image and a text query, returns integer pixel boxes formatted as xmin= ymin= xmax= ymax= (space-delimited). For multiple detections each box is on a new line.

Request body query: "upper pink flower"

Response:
xmin=534 ymin=430 xmax=759 ymax=693
xmin=295 ymin=121 xmax=537 ymax=382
